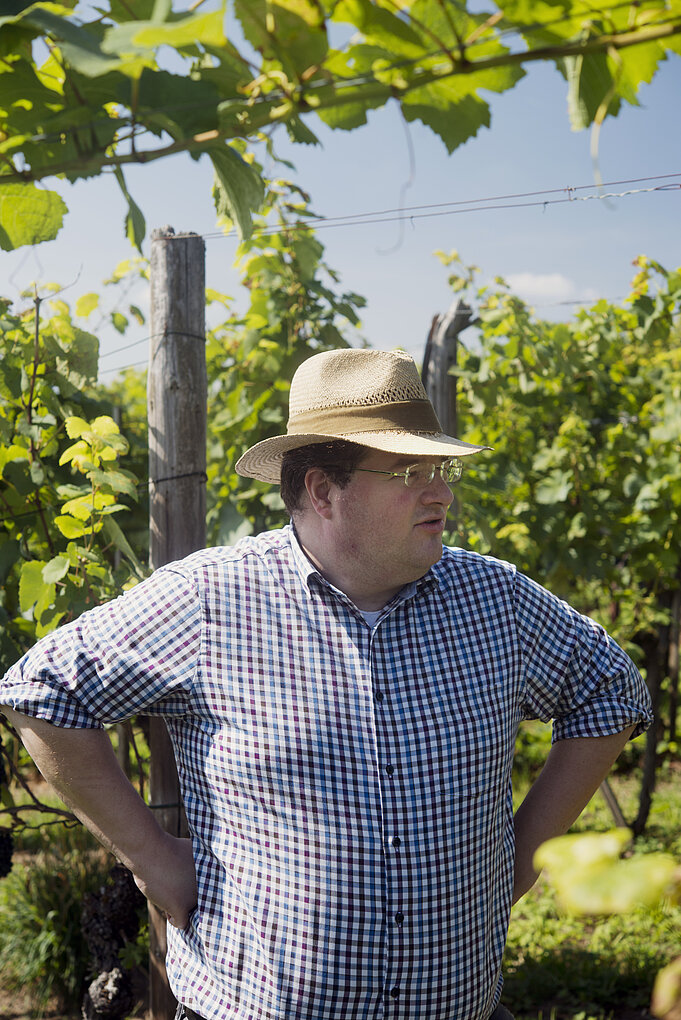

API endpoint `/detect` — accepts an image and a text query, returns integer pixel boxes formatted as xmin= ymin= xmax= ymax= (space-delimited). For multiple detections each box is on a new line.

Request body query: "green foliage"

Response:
xmin=448 ymin=254 xmax=681 ymax=659
xmin=0 ymin=839 xmax=112 ymax=1012
xmin=512 ymin=720 xmax=553 ymax=783
xmin=505 ymin=895 xmax=679 ymax=1018
xmin=1 ymin=0 xmax=679 ymax=247
xmin=0 ymin=176 xmax=365 ymax=845
xmin=527 ymin=814 xmax=681 ymax=1019
xmin=0 ymin=293 xmax=144 ymax=673
xmin=504 ymin=772 xmax=681 ymax=1019
xmin=204 ymin=177 xmax=366 ymax=539
xmin=535 ymin=828 xmax=679 ymax=913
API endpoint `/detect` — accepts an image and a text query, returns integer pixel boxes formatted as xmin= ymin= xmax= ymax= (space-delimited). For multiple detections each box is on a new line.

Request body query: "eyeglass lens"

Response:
xmin=404 ymin=459 xmax=462 ymax=487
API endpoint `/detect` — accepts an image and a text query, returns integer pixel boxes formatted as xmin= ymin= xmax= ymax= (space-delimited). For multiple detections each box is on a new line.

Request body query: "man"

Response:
xmin=1 ymin=348 xmax=651 ymax=1020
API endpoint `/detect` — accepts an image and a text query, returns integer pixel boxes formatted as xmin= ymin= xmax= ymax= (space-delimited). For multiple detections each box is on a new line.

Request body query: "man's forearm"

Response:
xmin=512 ymin=726 xmax=635 ymax=904
xmin=2 ymin=707 xmax=197 ymax=927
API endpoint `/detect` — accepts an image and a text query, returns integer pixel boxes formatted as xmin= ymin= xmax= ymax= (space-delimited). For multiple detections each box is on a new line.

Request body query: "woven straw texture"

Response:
xmin=236 ymin=349 xmax=489 ymax=483
xmin=288 ymin=349 xmax=428 ymax=415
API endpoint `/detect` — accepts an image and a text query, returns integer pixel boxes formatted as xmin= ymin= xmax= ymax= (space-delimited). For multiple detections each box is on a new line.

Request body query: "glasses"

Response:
xmin=354 ymin=457 xmax=464 ymax=488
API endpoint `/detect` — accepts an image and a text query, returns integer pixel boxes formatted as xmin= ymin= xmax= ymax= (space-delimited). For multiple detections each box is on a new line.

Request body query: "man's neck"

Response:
xmin=298 ymin=537 xmax=399 ymax=611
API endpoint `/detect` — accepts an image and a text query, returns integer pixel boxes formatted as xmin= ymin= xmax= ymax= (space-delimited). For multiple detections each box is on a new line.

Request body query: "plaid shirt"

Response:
xmin=1 ymin=526 xmax=651 ymax=1020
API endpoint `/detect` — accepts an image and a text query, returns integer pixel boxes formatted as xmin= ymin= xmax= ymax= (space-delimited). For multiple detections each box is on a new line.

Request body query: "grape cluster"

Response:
xmin=81 ymin=864 xmax=146 ymax=1020
xmin=82 ymin=864 xmax=145 ymax=969
xmin=0 ymin=828 xmax=13 ymax=879
xmin=82 ymin=967 xmax=134 ymax=1020
xmin=0 ymin=732 xmax=14 ymax=879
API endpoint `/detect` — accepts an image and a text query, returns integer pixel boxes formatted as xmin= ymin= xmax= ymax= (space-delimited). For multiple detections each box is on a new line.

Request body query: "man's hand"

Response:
xmin=133 ymin=832 xmax=198 ymax=929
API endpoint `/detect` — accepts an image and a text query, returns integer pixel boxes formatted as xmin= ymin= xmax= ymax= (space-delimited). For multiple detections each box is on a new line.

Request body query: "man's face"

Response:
xmin=325 ymin=448 xmax=456 ymax=606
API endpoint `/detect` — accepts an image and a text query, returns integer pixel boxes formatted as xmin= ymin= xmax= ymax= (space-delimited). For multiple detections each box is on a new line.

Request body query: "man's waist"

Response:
xmin=176 ymin=1004 xmax=515 ymax=1020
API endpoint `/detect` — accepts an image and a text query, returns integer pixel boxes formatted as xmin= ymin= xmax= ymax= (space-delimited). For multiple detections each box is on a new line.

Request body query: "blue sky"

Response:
xmin=3 ymin=48 xmax=680 ymax=380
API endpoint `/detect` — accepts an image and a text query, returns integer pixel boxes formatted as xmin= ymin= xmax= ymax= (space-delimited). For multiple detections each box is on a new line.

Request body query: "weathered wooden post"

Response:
xmin=422 ymin=299 xmax=475 ymax=523
xmin=148 ymin=226 xmax=207 ymax=1020
xmin=422 ymin=298 xmax=475 ymax=436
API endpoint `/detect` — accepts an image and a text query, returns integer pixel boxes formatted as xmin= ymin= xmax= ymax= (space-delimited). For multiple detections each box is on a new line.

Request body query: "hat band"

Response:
xmin=288 ymin=400 xmax=442 ymax=436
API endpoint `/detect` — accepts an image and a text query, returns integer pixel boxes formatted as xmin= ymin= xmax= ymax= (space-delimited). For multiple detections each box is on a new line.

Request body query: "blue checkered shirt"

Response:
xmin=1 ymin=526 xmax=651 ymax=1020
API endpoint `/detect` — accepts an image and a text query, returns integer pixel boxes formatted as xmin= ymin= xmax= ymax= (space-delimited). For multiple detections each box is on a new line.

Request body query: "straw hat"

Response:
xmin=235 ymin=348 xmax=489 ymax=484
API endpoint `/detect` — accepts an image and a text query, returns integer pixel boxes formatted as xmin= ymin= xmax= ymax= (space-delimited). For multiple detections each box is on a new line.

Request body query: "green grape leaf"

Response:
xmin=20 ymin=7 xmax=128 ymax=78
xmin=285 ymin=115 xmax=320 ymax=145
xmin=3 ymin=459 xmax=34 ymax=497
xmin=88 ymin=467 xmax=138 ymax=499
xmin=652 ymin=957 xmax=681 ymax=1020
xmin=19 ymin=559 xmax=47 ymax=613
xmin=0 ymin=539 xmax=21 ymax=585
xmin=0 ymin=183 xmax=67 ymax=251
xmin=402 ymin=89 xmax=491 ymax=154
xmin=42 ymin=555 xmax=71 ymax=584
xmin=534 ymin=829 xmax=633 ymax=873
xmin=331 ymin=0 xmax=422 ymax=58
xmin=535 ymin=829 xmax=680 ymax=915
xmin=54 ymin=515 xmax=90 ymax=538
xmin=101 ymin=517 xmax=146 ymax=579
xmin=209 ymin=145 xmax=265 ymax=239
xmin=563 ymin=51 xmax=618 ymax=131
xmin=111 ymin=311 xmax=129 ymax=334
xmin=535 ymin=469 xmax=572 ymax=505
xmin=235 ymin=0 xmax=328 ymax=75
xmin=65 ymin=416 xmax=90 ymax=440
xmin=135 ymin=68 xmax=220 ymax=137
xmin=76 ymin=292 xmax=100 ymax=318
xmin=113 ymin=166 xmax=145 ymax=254
xmin=128 ymin=9 xmax=227 ymax=50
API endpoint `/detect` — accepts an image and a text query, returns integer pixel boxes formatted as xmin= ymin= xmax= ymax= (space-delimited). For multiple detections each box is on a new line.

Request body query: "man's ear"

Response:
xmin=304 ymin=468 xmax=334 ymax=519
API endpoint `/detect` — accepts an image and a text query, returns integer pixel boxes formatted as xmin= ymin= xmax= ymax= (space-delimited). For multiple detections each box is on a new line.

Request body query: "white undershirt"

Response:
xmin=360 ymin=609 xmax=382 ymax=629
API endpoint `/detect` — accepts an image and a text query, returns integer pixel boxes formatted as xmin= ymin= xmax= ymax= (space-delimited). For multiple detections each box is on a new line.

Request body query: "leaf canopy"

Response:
xmin=0 ymin=0 xmax=678 ymax=247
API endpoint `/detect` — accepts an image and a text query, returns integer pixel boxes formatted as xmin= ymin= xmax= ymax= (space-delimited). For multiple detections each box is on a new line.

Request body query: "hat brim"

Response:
xmin=235 ymin=430 xmax=490 ymax=484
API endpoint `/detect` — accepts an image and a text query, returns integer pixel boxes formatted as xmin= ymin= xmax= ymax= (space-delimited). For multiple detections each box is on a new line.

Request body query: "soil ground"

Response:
xmin=0 ymin=974 xmax=149 ymax=1020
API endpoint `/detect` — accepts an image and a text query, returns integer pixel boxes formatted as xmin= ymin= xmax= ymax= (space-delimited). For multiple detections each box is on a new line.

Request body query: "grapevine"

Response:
xmin=81 ymin=863 xmax=146 ymax=1020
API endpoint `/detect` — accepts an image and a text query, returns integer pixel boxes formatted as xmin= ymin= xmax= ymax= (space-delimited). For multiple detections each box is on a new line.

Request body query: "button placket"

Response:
xmin=369 ymin=625 xmax=409 ymax=1015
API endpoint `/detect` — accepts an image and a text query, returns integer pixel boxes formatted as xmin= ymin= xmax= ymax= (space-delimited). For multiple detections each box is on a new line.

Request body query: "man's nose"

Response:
xmin=421 ymin=470 xmax=454 ymax=507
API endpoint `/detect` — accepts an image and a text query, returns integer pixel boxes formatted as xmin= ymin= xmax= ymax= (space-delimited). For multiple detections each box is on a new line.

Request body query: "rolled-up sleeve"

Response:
xmin=0 ymin=566 xmax=201 ymax=728
xmin=513 ymin=571 xmax=653 ymax=741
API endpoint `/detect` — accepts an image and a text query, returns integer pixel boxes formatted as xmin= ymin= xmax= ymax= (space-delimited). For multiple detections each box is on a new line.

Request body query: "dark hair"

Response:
xmin=280 ymin=440 xmax=367 ymax=516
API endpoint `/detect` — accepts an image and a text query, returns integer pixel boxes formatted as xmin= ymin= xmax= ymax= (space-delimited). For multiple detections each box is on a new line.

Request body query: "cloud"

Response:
xmin=505 ymin=272 xmax=576 ymax=304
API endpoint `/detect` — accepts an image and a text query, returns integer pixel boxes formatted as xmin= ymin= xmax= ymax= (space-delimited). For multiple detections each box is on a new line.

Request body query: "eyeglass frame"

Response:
xmin=353 ymin=457 xmax=464 ymax=488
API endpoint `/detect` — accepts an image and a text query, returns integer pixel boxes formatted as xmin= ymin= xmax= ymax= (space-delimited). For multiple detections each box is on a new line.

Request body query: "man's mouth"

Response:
xmin=416 ymin=516 xmax=446 ymax=532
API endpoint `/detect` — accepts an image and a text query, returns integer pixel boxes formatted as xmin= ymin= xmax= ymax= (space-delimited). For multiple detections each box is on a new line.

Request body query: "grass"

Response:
xmin=504 ymin=885 xmax=679 ymax=1019
xmin=0 ymin=831 xmax=113 ymax=1014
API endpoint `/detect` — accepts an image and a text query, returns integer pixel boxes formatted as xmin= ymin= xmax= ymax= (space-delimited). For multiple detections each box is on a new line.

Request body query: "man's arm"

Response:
xmin=3 ymin=707 xmax=197 ymax=928
xmin=512 ymin=726 xmax=635 ymax=904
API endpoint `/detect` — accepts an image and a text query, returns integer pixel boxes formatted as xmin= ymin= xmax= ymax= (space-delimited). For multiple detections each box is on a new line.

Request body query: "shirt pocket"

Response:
xmin=424 ymin=671 xmax=516 ymax=797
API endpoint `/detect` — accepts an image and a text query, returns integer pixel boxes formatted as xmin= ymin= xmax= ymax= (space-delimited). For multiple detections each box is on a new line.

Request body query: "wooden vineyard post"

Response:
xmin=422 ymin=299 xmax=475 ymax=523
xmin=147 ymin=226 xmax=207 ymax=1020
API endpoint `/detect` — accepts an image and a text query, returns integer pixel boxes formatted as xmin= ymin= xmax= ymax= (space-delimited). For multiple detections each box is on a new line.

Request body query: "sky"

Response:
xmin=2 ymin=44 xmax=680 ymax=381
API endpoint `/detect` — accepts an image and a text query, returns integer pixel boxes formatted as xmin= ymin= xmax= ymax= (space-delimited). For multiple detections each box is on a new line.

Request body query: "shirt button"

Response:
xmin=391 ymin=836 xmax=401 ymax=848
xmin=395 ymin=911 xmax=404 ymax=925
xmin=375 ymin=690 xmax=384 ymax=702
xmin=385 ymin=764 xmax=395 ymax=776
xmin=390 ymin=987 xmax=400 ymax=999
